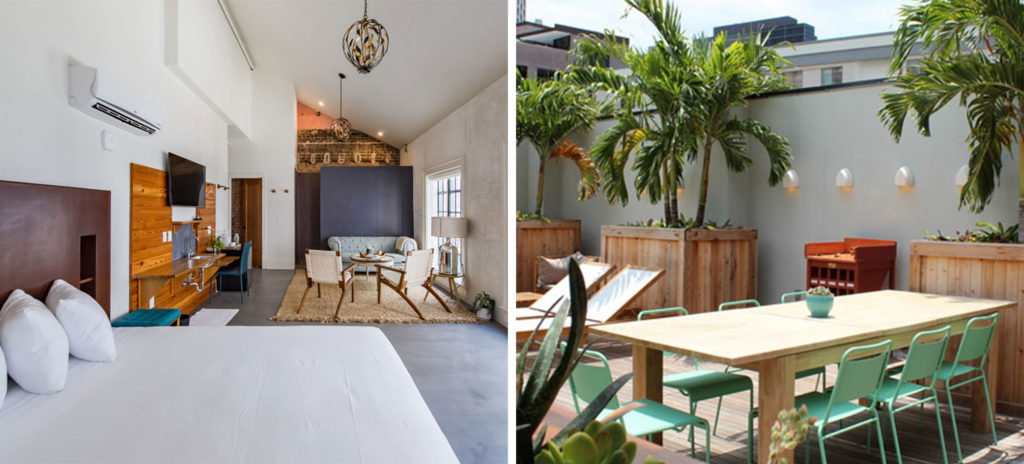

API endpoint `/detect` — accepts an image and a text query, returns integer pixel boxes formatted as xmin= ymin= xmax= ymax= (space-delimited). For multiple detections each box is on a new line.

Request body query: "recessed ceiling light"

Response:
xmin=318 ymin=101 xmax=324 ymax=106
xmin=377 ymin=131 xmax=384 ymax=137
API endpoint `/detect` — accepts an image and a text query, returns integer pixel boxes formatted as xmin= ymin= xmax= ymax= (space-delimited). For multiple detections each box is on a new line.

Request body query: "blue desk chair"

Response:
xmin=217 ymin=241 xmax=251 ymax=303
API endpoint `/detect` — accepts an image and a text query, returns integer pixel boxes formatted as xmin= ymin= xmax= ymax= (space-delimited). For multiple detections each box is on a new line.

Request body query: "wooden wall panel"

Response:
xmin=910 ymin=240 xmax=1024 ymax=415
xmin=601 ymin=227 xmax=758 ymax=314
xmin=129 ymin=163 xmax=215 ymax=314
xmin=516 ymin=220 xmax=581 ymax=292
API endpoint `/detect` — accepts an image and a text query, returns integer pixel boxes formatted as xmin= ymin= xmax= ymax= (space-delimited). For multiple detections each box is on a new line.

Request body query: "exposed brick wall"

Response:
xmin=295 ymin=102 xmax=400 ymax=173
xmin=231 ymin=178 xmax=245 ymax=243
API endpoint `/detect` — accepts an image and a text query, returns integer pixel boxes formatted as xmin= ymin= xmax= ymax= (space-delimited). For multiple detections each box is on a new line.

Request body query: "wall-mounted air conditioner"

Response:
xmin=68 ymin=65 xmax=163 ymax=136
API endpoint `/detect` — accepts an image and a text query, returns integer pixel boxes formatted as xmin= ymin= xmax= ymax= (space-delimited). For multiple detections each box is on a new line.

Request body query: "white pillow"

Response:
xmin=45 ymin=279 xmax=116 ymax=362
xmin=0 ymin=290 xmax=69 ymax=394
xmin=0 ymin=344 xmax=6 ymax=409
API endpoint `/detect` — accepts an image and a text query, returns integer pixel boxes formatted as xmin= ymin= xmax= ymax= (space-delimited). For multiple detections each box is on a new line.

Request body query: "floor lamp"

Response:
xmin=430 ymin=216 xmax=468 ymax=275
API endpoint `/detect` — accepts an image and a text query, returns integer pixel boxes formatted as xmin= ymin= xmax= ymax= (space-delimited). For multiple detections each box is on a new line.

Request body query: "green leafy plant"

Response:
xmin=535 ymin=420 xmax=663 ymax=464
xmin=208 ymin=235 xmax=226 ymax=251
xmin=570 ymin=0 xmax=792 ymax=227
xmin=879 ymin=0 xmax=1024 ymax=216
xmin=806 ymin=286 xmax=833 ymax=297
xmin=472 ymin=292 xmax=496 ymax=312
xmin=518 ymin=211 xmax=552 ymax=223
xmin=925 ymin=221 xmax=1021 ymax=244
xmin=517 ymin=74 xmax=603 ymax=216
xmin=769 ymin=406 xmax=816 ymax=464
xmin=518 ymin=260 xmax=642 ymax=464
xmin=621 ymin=216 xmax=733 ymax=230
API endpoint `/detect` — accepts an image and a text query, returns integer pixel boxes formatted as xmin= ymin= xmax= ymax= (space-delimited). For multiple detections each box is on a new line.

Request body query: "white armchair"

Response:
xmin=299 ymin=249 xmax=356 ymax=320
xmin=375 ymin=249 xmax=451 ymax=320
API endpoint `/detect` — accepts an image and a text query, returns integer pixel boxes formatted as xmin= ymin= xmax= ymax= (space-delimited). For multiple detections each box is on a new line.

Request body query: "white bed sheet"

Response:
xmin=0 ymin=326 xmax=458 ymax=463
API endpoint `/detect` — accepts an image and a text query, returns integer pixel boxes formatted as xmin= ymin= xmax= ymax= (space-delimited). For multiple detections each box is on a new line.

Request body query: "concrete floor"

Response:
xmin=204 ymin=268 xmax=508 ymax=464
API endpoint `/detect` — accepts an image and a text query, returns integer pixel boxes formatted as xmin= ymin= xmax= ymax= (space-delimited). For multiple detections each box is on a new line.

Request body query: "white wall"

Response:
xmin=0 ymin=0 xmax=232 ymax=319
xmin=521 ymin=119 xmax=751 ymax=255
xmin=744 ymin=83 xmax=1017 ymax=300
xmin=529 ymin=83 xmax=1019 ymax=305
xmin=227 ymin=71 xmax=297 ymax=270
xmin=165 ymin=0 xmax=252 ymax=138
xmin=409 ymin=75 xmax=509 ymax=326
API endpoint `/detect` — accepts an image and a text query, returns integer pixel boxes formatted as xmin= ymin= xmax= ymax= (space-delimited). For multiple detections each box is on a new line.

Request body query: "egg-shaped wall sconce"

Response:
xmin=782 ymin=169 xmax=800 ymax=189
xmin=835 ymin=168 xmax=854 ymax=188
xmin=955 ymin=164 xmax=969 ymax=188
xmin=894 ymin=165 xmax=915 ymax=187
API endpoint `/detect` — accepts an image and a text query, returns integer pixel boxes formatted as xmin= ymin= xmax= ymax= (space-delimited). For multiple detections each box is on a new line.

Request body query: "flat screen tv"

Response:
xmin=166 ymin=153 xmax=206 ymax=207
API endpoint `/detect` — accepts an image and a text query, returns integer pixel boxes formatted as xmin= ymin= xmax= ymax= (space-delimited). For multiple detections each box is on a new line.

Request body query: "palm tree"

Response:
xmin=572 ymin=0 xmax=793 ymax=227
xmin=516 ymin=75 xmax=602 ymax=216
xmin=569 ymin=1 xmax=695 ymax=225
xmin=879 ymin=0 xmax=1024 ymax=218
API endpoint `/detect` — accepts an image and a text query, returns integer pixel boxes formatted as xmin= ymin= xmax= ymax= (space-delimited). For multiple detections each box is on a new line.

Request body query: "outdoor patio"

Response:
xmin=535 ymin=336 xmax=1024 ymax=463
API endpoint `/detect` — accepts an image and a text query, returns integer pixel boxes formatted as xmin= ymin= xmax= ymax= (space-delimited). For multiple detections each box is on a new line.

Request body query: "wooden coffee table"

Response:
xmin=349 ymin=254 xmax=394 ymax=280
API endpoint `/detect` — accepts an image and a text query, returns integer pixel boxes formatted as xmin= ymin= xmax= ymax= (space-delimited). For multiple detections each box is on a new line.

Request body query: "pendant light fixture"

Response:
xmin=343 ymin=0 xmax=389 ymax=74
xmin=330 ymin=73 xmax=352 ymax=141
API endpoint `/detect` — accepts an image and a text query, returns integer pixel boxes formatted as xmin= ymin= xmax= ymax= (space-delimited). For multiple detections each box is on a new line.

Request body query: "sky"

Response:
xmin=524 ymin=0 xmax=910 ymax=49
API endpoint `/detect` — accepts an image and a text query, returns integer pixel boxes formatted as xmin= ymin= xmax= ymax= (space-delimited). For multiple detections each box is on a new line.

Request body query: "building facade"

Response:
xmin=516 ymin=22 xmax=629 ymax=80
xmin=714 ymin=16 xmax=816 ymax=46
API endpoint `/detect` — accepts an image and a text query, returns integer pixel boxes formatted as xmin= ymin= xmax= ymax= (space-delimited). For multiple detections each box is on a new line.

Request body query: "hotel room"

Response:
xmin=0 ymin=1 xmax=508 ymax=462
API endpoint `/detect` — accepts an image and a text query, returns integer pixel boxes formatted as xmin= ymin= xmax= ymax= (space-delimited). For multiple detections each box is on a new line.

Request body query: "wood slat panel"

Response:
xmin=600 ymin=226 xmax=757 ymax=314
xmin=129 ymin=163 xmax=215 ymax=314
xmin=516 ymin=220 xmax=581 ymax=292
xmin=909 ymin=240 xmax=1024 ymax=413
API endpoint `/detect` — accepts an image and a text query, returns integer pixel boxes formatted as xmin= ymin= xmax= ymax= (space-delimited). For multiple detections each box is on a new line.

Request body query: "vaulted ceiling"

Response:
xmin=225 ymin=0 xmax=507 ymax=146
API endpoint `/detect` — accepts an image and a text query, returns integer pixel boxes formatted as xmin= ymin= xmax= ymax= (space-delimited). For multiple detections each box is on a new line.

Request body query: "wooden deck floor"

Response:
xmin=531 ymin=337 xmax=1024 ymax=463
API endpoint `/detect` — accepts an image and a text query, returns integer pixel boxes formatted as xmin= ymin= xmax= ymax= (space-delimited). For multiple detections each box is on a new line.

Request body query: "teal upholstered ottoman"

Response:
xmin=111 ymin=309 xmax=181 ymax=327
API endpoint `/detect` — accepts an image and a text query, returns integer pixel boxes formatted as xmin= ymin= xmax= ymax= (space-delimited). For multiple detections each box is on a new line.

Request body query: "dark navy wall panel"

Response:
xmin=319 ymin=166 xmax=413 ymax=240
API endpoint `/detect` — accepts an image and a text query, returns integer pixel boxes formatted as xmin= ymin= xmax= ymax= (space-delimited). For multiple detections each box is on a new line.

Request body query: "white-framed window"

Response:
xmin=821 ymin=66 xmax=843 ymax=86
xmin=783 ymin=70 xmax=803 ymax=88
xmin=426 ymin=168 xmax=463 ymax=266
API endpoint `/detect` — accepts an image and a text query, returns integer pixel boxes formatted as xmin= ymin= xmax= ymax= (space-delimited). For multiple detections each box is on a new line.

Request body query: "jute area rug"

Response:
xmin=271 ymin=270 xmax=483 ymax=324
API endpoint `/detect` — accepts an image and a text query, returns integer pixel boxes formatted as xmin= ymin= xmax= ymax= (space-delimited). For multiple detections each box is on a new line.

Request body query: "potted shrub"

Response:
xmin=805 ymin=286 xmax=834 ymax=318
xmin=880 ymin=0 xmax=1024 ymax=416
xmin=472 ymin=291 xmax=495 ymax=320
xmin=515 ymin=74 xmax=602 ymax=291
xmin=568 ymin=0 xmax=792 ymax=312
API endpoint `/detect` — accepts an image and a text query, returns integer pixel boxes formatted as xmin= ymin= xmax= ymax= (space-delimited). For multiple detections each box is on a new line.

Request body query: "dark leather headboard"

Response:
xmin=0 ymin=181 xmax=111 ymax=315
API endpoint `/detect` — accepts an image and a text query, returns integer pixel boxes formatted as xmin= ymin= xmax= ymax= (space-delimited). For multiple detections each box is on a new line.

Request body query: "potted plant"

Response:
xmin=515 ymin=74 xmax=602 ymax=291
xmin=805 ymin=286 xmax=834 ymax=318
xmin=472 ymin=291 xmax=495 ymax=320
xmin=566 ymin=0 xmax=792 ymax=312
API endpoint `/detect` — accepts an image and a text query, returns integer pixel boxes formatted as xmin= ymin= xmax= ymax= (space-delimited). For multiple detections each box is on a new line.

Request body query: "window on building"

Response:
xmin=821 ymin=66 xmax=843 ymax=86
xmin=783 ymin=70 xmax=803 ymax=88
xmin=537 ymin=68 xmax=556 ymax=81
xmin=426 ymin=169 xmax=463 ymax=267
xmin=904 ymin=59 xmax=923 ymax=75
xmin=516 ymin=65 xmax=528 ymax=83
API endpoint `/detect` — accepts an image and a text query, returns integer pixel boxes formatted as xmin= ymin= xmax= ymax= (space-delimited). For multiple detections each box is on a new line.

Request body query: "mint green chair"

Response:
xmin=717 ymin=299 xmax=827 ymax=391
xmin=566 ymin=347 xmax=711 ymax=463
xmin=935 ymin=313 xmax=999 ymax=463
xmin=637 ymin=308 xmax=753 ymax=442
xmin=749 ymin=339 xmax=893 ymax=464
xmin=873 ymin=326 xmax=951 ymax=464
xmin=780 ymin=291 xmax=807 ymax=303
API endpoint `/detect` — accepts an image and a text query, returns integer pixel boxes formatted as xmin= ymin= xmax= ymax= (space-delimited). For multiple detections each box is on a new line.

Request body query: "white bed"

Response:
xmin=0 ymin=326 xmax=459 ymax=463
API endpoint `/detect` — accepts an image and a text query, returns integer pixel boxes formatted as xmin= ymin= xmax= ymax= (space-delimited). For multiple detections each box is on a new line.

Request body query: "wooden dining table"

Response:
xmin=588 ymin=290 xmax=1013 ymax=463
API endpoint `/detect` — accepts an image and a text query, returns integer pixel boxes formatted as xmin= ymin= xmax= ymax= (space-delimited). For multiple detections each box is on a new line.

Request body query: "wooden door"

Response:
xmin=243 ymin=179 xmax=263 ymax=268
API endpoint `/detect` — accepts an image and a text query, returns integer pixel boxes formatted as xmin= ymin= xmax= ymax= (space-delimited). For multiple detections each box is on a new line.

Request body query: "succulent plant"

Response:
xmin=806 ymin=286 xmax=833 ymax=297
xmin=517 ymin=260 xmax=636 ymax=464
xmin=535 ymin=420 xmax=663 ymax=464
xmin=769 ymin=405 xmax=816 ymax=464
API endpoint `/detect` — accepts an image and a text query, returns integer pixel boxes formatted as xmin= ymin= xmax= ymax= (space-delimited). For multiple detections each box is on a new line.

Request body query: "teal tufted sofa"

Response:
xmin=327 ymin=236 xmax=417 ymax=272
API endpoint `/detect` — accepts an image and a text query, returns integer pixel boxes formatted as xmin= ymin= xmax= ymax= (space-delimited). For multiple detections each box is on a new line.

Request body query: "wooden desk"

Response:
xmin=132 ymin=254 xmax=234 ymax=312
xmin=589 ymin=290 xmax=1013 ymax=463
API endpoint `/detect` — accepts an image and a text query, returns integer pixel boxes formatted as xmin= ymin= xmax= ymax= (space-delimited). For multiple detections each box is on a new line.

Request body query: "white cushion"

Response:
xmin=0 ymin=344 xmax=6 ymax=409
xmin=0 ymin=290 xmax=69 ymax=394
xmin=45 ymin=279 xmax=116 ymax=362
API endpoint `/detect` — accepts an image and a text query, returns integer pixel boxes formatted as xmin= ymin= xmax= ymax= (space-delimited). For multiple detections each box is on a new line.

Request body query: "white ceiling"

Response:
xmin=225 ymin=0 xmax=508 ymax=146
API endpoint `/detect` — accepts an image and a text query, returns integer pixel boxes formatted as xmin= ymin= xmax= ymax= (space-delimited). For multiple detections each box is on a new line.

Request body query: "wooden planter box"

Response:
xmin=910 ymin=240 xmax=1024 ymax=415
xmin=600 ymin=226 xmax=758 ymax=314
xmin=516 ymin=220 xmax=581 ymax=292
